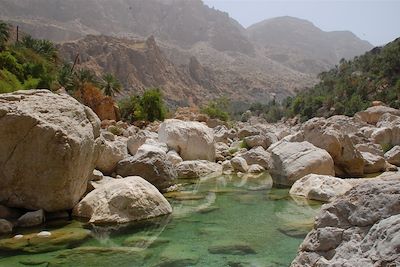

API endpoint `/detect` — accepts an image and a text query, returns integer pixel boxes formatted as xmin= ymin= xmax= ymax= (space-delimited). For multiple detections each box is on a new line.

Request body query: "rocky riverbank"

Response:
xmin=0 ymin=90 xmax=399 ymax=265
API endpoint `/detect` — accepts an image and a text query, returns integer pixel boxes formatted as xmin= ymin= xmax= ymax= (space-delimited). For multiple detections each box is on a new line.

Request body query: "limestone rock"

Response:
xmin=239 ymin=147 xmax=271 ymax=169
xmin=289 ymin=174 xmax=353 ymax=202
xmin=385 ymin=145 xmax=400 ymax=166
xmin=244 ymin=133 xmax=277 ymax=149
xmin=0 ymin=90 xmax=100 ymax=212
xmin=17 ymin=210 xmax=45 ymax=228
xmin=176 ymin=160 xmax=222 ymax=179
xmin=127 ymin=130 xmax=157 ymax=155
xmin=355 ymin=106 xmax=400 ymax=125
xmin=238 ymin=126 xmax=260 ymax=139
xmin=291 ymin=177 xmax=400 ymax=266
xmin=361 ymin=151 xmax=386 ymax=174
xmin=231 ymin=156 xmax=249 ymax=173
xmin=73 ymin=177 xmax=172 ymax=224
xmin=166 ymin=150 xmax=183 ymax=165
xmin=268 ymin=141 xmax=335 ymax=186
xmin=90 ymin=170 xmax=104 ymax=182
xmin=117 ymin=143 xmax=177 ymax=189
xmin=303 ymin=117 xmax=364 ymax=177
xmin=247 ymin=164 xmax=265 ymax=174
xmin=159 ymin=119 xmax=216 ymax=161
xmin=95 ymin=135 xmax=128 ymax=175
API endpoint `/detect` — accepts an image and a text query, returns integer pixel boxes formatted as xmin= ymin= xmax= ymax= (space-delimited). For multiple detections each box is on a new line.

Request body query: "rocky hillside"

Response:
xmin=0 ymin=0 xmax=372 ymax=105
xmin=248 ymin=16 xmax=373 ymax=74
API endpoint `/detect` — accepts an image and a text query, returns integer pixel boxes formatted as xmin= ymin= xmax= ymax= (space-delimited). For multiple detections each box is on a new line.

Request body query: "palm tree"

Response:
xmin=0 ymin=22 xmax=10 ymax=50
xmin=101 ymin=73 xmax=121 ymax=97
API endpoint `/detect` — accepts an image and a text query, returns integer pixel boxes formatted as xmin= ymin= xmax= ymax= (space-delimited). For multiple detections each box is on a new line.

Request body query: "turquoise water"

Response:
xmin=0 ymin=173 xmax=321 ymax=267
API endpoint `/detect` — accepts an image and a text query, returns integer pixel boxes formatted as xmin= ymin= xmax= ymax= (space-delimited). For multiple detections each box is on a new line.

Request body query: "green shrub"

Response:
xmin=201 ymin=97 xmax=231 ymax=121
xmin=0 ymin=69 xmax=23 ymax=93
xmin=381 ymin=143 xmax=394 ymax=153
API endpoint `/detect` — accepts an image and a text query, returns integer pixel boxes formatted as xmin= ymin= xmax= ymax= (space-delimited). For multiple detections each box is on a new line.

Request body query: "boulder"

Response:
xmin=244 ymin=133 xmax=277 ymax=150
xmin=0 ymin=90 xmax=100 ymax=212
xmin=247 ymin=164 xmax=265 ymax=174
xmin=127 ymin=130 xmax=157 ymax=155
xmin=231 ymin=157 xmax=249 ymax=173
xmin=238 ymin=126 xmax=260 ymax=139
xmin=95 ymin=135 xmax=128 ymax=175
xmin=291 ymin=176 xmax=400 ymax=266
xmin=0 ymin=205 xmax=21 ymax=219
xmin=17 ymin=210 xmax=45 ymax=228
xmin=361 ymin=152 xmax=386 ymax=174
xmin=0 ymin=219 xmax=13 ymax=235
xmin=158 ymin=119 xmax=216 ymax=161
xmin=239 ymin=147 xmax=270 ymax=169
xmin=166 ymin=150 xmax=183 ymax=165
xmin=90 ymin=170 xmax=104 ymax=182
xmin=355 ymin=106 xmax=400 ymax=125
xmin=176 ymin=160 xmax=222 ymax=179
xmin=268 ymin=141 xmax=335 ymax=186
xmin=116 ymin=143 xmax=177 ymax=189
xmin=385 ymin=145 xmax=400 ymax=166
xmin=302 ymin=117 xmax=364 ymax=177
xmin=73 ymin=177 xmax=172 ymax=224
xmin=289 ymin=174 xmax=353 ymax=202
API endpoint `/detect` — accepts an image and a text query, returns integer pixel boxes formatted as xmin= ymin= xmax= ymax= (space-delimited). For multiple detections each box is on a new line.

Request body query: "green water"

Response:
xmin=0 ymin=174 xmax=322 ymax=267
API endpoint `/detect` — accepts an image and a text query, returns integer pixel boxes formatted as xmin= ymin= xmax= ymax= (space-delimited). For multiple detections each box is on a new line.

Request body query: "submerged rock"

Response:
xmin=156 ymin=244 xmax=199 ymax=267
xmin=159 ymin=119 xmax=216 ymax=161
xmin=0 ymin=90 xmax=100 ymax=212
xmin=0 ymin=222 xmax=90 ymax=253
xmin=208 ymin=240 xmax=256 ymax=255
xmin=73 ymin=177 xmax=172 ymax=224
xmin=268 ymin=141 xmax=335 ymax=186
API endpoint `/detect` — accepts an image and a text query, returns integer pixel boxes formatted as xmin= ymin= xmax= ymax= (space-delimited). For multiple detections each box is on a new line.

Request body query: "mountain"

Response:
xmin=0 ymin=0 xmax=373 ymax=106
xmin=247 ymin=16 xmax=373 ymax=74
xmin=258 ymin=37 xmax=400 ymax=122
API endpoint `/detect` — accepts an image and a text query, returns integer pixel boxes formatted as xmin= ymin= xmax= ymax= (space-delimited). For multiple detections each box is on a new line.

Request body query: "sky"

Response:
xmin=203 ymin=0 xmax=400 ymax=46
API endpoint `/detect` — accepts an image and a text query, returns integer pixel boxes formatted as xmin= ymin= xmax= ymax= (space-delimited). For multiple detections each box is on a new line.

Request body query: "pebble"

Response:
xmin=13 ymin=234 xmax=24 ymax=239
xmin=37 ymin=231 xmax=52 ymax=238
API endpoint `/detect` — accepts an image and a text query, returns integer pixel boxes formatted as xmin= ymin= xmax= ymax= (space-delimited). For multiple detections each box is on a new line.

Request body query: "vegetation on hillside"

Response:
xmin=201 ymin=96 xmax=232 ymax=121
xmin=119 ymin=88 xmax=167 ymax=122
xmin=252 ymin=38 xmax=400 ymax=122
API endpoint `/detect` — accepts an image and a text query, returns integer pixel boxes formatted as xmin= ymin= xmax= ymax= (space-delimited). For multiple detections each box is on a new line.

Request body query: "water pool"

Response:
xmin=0 ymin=173 xmax=322 ymax=267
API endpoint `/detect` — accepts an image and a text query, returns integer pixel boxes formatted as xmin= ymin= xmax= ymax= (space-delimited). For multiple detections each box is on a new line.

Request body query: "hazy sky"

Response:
xmin=203 ymin=0 xmax=400 ymax=46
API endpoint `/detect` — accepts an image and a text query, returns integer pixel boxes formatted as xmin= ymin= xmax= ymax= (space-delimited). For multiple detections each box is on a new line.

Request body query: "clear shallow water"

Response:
xmin=0 ymin=173 xmax=322 ymax=267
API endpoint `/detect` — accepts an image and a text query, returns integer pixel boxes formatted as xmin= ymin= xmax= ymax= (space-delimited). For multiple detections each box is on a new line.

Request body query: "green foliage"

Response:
xmin=259 ymin=38 xmax=400 ymax=121
xmin=201 ymin=97 xmax=231 ymax=121
xmin=119 ymin=88 xmax=166 ymax=122
xmin=19 ymin=36 xmax=58 ymax=61
xmin=100 ymin=73 xmax=121 ymax=97
xmin=0 ymin=69 xmax=23 ymax=93
xmin=0 ymin=22 xmax=10 ymax=50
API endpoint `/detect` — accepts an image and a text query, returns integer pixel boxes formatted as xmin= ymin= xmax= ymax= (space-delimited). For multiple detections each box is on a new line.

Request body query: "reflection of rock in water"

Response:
xmin=90 ymin=215 xmax=172 ymax=250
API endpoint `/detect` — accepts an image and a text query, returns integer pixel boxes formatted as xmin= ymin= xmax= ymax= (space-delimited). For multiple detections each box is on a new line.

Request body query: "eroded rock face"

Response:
xmin=158 ymin=119 xmax=216 ymax=161
xmin=289 ymin=174 xmax=353 ymax=202
xmin=73 ymin=177 xmax=172 ymax=224
xmin=291 ymin=176 xmax=400 ymax=266
xmin=116 ymin=143 xmax=177 ymax=189
xmin=268 ymin=141 xmax=335 ymax=186
xmin=0 ymin=90 xmax=100 ymax=212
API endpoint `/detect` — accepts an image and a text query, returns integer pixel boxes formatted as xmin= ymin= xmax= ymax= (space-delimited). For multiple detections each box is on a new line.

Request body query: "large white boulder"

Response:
xmin=158 ymin=119 xmax=216 ymax=161
xmin=116 ymin=143 xmax=177 ymax=189
xmin=268 ymin=141 xmax=335 ymax=186
xmin=95 ymin=135 xmax=128 ymax=175
xmin=0 ymin=90 xmax=100 ymax=212
xmin=290 ymin=174 xmax=353 ymax=202
xmin=73 ymin=177 xmax=172 ymax=224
